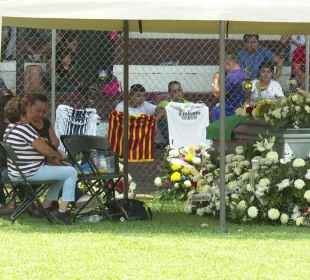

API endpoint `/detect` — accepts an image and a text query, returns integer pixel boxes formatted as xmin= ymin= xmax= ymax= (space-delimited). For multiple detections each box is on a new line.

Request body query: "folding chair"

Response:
xmin=0 ymin=141 xmax=55 ymax=223
xmin=61 ymin=135 xmax=127 ymax=221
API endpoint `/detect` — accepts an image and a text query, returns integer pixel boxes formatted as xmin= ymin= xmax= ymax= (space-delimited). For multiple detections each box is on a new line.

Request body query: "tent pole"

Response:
xmin=305 ymin=36 xmax=309 ymax=91
xmin=219 ymin=20 xmax=227 ymax=233
xmin=0 ymin=17 xmax=2 ymax=60
xmin=51 ymin=29 xmax=57 ymax=124
xmin=123 ymin=20 xmax=129 ymax=199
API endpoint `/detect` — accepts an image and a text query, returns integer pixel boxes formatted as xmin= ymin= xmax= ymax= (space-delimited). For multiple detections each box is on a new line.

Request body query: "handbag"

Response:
xmin=107 ymin=198 xmax=152 ymax=221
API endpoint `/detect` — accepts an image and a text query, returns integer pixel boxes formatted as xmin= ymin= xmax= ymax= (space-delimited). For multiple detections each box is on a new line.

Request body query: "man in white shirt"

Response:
xmin=115 ymin=84 xmax=165 ymax=121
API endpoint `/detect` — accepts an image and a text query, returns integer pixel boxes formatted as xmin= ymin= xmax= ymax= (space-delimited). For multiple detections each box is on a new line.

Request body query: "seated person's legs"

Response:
xmin=18 ymin=165 xmax=77 ymax=225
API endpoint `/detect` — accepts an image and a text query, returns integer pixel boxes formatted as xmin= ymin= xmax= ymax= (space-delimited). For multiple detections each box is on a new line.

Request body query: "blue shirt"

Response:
xmin=237 ymin=46 xmax=275 ymax=80
xmin=225 ymin=68 xmax=246 ymax=109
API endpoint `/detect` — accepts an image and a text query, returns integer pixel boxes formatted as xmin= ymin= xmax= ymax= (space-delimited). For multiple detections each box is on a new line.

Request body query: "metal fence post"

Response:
xmin=51 ymin=29 xmax=57 ymax=124
xmin=219 ymin=21 xmax=227 ymax=233
xmin=306 ymin=36 xmax=309 ymax=91
xmin=0 ymin=17 xmax=2 ymax=59
xmin=123 ymin=20 xmax=129 ymax=199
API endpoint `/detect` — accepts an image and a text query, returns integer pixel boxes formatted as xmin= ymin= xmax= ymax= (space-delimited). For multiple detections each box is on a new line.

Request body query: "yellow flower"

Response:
xmin=185 ymin=154 xmax=194 ymax=162
xmin=171 ymin=172 xmax=181 ymax=181
xmin=181 ymin=167 xmax=190 ymax=175
xmin=171 ymin=163 xmax=182 ymax=171
xmin=189 ymin=146 xmax=196 ymax=154
xmin=190 ymin=168 xmax=199 ymax=176
xmin=255 ymin=100 xmax=272 ymax=116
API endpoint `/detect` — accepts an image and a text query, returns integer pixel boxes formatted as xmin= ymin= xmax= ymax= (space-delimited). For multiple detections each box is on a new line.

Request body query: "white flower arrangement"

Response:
xmin=294 ymin=179 xmax=305 ymax=190
xmin=192 ymin=157 xmax=202 ymax=165
xmin=169 ymin=149 xmax=180 ymax=158
xmin=247 ymin=206 xmax=258 ymax=218
xmin=258 ymin=90 xmax=310 ymax=128
xmin=296 ymin=216 xmax=305 ymax=226
xmin=184 ymin=180 xmax=192 ymax=187
xmin=266 ymin=151 xmax=279 ymax=162
xmin=303 ymin=190 xmax=310 ymax=202
xmin=293 ymin=158 xmax=306 ymax=168
xmin=268 ymin=208 xmax=280 ymax=220
xmin=277 ymin=179 xmax=290 ymax=191
xmin=154 ymin=177 xmax=162 ymax=187
xmin=160 ymin=139 xmax=310 ymax=226
xmin=280 ymin=213 xmax=289 ymax=224
xmin=235 ymin=146 xmax=244 ymax=155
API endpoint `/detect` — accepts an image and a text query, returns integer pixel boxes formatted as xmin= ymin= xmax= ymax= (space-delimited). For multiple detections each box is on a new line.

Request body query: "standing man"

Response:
xmin=237 ymin=34 xmax=283 ymax=81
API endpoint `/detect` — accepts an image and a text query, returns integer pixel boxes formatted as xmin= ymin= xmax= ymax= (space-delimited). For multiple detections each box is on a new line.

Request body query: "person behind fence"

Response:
xmin=43 ymin=51 xmax=83 ymax=92
xmin=115 ymin=84 xmax=165 ymax=120
xmin=280 ymin=35 xmax=306 ymax=63
xmin=24 ymin=28 xmax=55 ymax=62
xmin=250 ymin=61 xmax=284 ymax=104
xmin=212 ymin=55 xmax=246 ymax=121
xmin=290 ymin=44 xmax=310 ymax=90
xmin=237 ymin=34 xmax=284 ymax=81
xmin=3 ymin=96 xmax=77 ymax=225
xmin=157 ymin=81 xmax=192 ymax=142
xmin=28 ymin=93 xmax=100 ymax=215
xmin=0 ymin=89 xmax=13 ymax=215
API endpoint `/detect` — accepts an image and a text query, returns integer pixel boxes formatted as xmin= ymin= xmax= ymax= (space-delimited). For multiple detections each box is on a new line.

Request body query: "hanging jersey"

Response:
xmin=55 ymin=105 xmax=99 ymax=151
xmin=108 ymin=110 xmax=155 ymax=162
xmin=166 ymin=102 xmax=210 ymax=149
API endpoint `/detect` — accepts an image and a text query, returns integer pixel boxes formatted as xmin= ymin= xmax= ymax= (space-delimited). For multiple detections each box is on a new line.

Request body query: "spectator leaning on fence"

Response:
xmin=290 ymin=45 xmax=310 ymax=90
xmin=237 ymin=34 xmax=284 ymax=81
xmin=250 ymin=61 xmax=284 ymax=105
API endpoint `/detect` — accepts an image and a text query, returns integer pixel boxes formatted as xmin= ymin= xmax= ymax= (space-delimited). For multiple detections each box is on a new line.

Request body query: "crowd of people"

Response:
xmin=0 ymin=32 xmax=308 ymax=224
xmin=210 ymin=34 xmax=309 ymax=119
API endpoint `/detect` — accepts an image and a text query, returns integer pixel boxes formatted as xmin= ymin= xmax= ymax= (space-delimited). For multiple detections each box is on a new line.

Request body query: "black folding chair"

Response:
xmin=0 ymin=141 xmax=55 ymax=223
xmin=61 ymin=135 xmax=127 ymax=221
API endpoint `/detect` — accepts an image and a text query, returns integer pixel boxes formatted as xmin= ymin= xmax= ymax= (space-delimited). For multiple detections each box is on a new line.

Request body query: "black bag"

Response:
xmin=108 ymin=198 xmax=152 ymax=221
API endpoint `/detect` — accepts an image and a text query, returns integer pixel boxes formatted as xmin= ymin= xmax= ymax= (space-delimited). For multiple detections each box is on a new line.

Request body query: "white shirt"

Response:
xmin=166 ymin=102 xmax=210 ymax=149
xmin=115 ymin=101 xmax=157 ymax=115
xmin=250 ymin=79 xmax=284 ymax=104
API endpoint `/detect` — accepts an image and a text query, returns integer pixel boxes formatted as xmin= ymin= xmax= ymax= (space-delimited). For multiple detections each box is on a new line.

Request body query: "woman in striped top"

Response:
xmin=3 ymin=97 xmax=77 ymax=225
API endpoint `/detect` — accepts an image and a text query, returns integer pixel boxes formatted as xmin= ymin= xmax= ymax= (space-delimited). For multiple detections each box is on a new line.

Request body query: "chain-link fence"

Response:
xmin=0 ymin=27 xmax=306 ymax=193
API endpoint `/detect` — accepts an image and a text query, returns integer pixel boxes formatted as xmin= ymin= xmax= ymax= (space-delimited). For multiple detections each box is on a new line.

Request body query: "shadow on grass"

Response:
xmin=1 ymin=208 xmax=310 ymax=240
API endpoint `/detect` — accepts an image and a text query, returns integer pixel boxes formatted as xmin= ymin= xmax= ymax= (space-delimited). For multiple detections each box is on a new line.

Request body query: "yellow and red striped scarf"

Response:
xmin=108 ymin=110 xmax=155 ymax=162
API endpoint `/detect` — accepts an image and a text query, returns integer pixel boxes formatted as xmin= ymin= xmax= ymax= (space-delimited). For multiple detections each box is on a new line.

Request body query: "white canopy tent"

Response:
xmin=1 ymin=0 xmax=310 ymax=34
xmin=1 ymin=0 xmax=310 ymax=232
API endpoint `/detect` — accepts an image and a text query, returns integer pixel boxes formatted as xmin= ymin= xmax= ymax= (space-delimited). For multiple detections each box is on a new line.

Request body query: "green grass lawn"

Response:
xmin=0 ymin=200 xmax=309 ymax=280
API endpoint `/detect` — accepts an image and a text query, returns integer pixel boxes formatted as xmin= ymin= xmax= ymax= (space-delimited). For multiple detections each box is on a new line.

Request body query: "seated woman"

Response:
xmin=4 ymin=96 xmax=77 ymax=225
xmin=157 ymin=81 xmax=192 ymax=142
xmin=28 ymin=93 xmax=99 ymax=213
xmin=250 ymin=61 xmax=284 ymax=104
xmin=0 ymin=89 xmax=13 ymax=215
xmin=115 ymin=84 xmax=164 ymax=120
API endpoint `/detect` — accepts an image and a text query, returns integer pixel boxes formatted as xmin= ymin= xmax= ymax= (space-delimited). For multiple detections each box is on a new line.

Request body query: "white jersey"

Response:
xmin=166 ymin=102 xmax=210 ymax=149
xmin=55 ymin=105 xmax=99 ymax=151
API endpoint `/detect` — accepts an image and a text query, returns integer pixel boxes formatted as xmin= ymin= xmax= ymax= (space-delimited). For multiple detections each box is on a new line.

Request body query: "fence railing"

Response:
xmin=1 ymin=27 xmax=309 ymax=191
